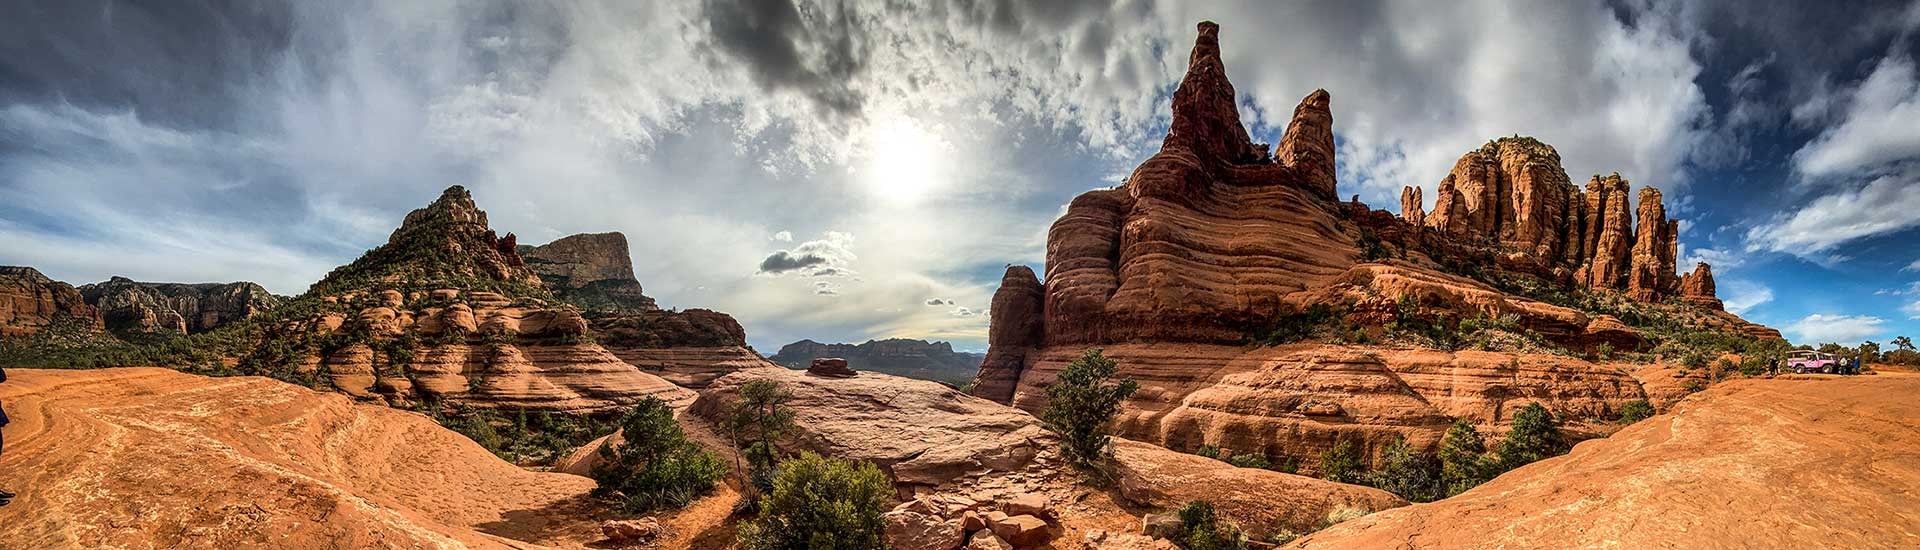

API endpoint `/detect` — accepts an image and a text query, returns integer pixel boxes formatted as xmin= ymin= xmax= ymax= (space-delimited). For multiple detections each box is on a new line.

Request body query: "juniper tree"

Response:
xmin=1043 ymin=348 xmax=1140 ymax=473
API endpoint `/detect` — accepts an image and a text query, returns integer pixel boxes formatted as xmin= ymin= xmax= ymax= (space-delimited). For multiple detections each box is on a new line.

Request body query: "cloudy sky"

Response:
xmin=3 ymin=0 xmax=1919 ymax=351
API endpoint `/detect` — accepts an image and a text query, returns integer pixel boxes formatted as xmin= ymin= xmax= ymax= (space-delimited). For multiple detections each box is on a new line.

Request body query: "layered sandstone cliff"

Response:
xmin=79 ymin=277 xmax=285 ymax=336
xmin=224 ymin=187 xmax=692 ymax=413
xmin=971 ymin=22 xmax=1778 ymax=470
xmin=0 ymin=266 xmax=102 ymax=337
xmin=519 ymin=232 xmax=658 ymax=313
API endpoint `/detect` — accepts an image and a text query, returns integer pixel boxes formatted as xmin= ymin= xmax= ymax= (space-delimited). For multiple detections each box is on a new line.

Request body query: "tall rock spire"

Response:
xmin=1161 ymin=21 xmax=1262 ymax=168
xmin=1277 ymin=89 xmax=1337 ymax=200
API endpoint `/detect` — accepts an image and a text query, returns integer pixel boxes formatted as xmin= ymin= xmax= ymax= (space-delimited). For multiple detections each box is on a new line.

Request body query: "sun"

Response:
xmin=859 ymin=116 xmax=950 ymax=205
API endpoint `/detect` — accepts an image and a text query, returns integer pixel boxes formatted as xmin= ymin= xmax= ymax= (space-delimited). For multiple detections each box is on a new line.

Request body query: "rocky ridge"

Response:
xmin=0 ymin=266 xmax=102 ymax=338
xmin=78 ymin=277 xmax=285 ymax=336
xmin=519 ymin=232 xmax=658 ymax=313
xmin=972 ymin=22 xmax=1781 ymax=471
xmin=770 ymin=338 xmax=984 ymax=385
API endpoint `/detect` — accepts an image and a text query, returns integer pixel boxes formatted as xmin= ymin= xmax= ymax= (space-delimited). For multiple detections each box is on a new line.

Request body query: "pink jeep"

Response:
xmin=1786 ymin=350 xmax=1842 ymax=374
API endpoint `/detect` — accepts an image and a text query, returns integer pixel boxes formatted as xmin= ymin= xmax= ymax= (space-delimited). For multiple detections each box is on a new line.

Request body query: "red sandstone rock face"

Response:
xmin=973 ymin=266 xmax=1044 ymax=403
xmin=1425 ymin=138 xmax=1579 ymax=262
xmin=1680 ymin=262 xmax=1723 ymax=310
xmin=79 ymin=277 xmax=284 ymax=335
xmin=1110 ymin=438 xmax=1406 ymax=537
xmin=1626 ymin=187 xmax=1678 ymax=302
xmin=519 ymin=232 xmax=658 ymax=313
xmin=591 ymin=308 xmax=772 ymax=388
xmin=1399 ymin=186 xmax=1424 ymax=226
xmin=1578 ymin=174 xmax=1636 ymax=292
xmin=0 ymin=266 xmax=102 ymax=337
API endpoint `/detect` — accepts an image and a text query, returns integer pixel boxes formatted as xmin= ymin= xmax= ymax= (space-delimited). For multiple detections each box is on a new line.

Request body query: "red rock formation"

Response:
xmin=1425 ymin=138 xmax=1579 ymax=262
xmin=1578 ymin=173 xmax=1635 ymax=290
xmin=0 ymin=266 xmax=102 ymax=337
xmin=1278 ymin=89 xmax=1338 ymax=201
xmin=973 ymin=266 xmax=1044 ymax=402
xmin=1161 ymin=21 xmax=1266 ymax=170
xmin=519 ymin=232 xmax=657 ymax=313
xmin=1680 ymin=262 xmax=1723 ymax=310
xmin=1626 ymin=187 xmax=1679 ymax=302
xmin=1399 ymin=186 xmax=1424 ymax=226
xmin=79 ymin=277 xmax=284 ymax=335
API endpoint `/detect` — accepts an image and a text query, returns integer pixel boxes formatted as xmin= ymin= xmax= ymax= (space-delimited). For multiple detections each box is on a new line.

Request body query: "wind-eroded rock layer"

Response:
xmin=973 ymin=22 xmax=1780 ymax=469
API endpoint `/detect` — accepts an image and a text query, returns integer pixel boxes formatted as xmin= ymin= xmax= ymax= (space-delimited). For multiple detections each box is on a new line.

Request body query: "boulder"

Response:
xmin=1088 ymin=529 xmax=1180 ymax=550
xmin=969 ymin=530 xmax=1014 ymax=550
xmin=1003 ymin=493 xmax=1051 ymax=519
xmin=987 ymin=514 xmax=1049 ymax=548
xmin=807 ymin=357 xmax=857 ymax=378
xmin=1141 ymin=512 xmax=1184 ymax=539
xmin=884 ymin=509 xmax=966 ymax=550
xmin=600 ymin=518 xmax=661 ymax=543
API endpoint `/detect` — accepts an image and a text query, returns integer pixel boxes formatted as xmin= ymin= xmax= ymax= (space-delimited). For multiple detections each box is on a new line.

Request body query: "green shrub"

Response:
xmin=1257 ymin=304 xmax=1339 ymax=345
xmin=1173 ymin=500 xmax=1246 ymax=550
xmin=1366 ymin=437 xmax=1442 ymax=502
xmin=1316 ymin=505 xmax=1368 ymax=530
xmin=1042 ymin=348 xmax=1140 ymax=474
xmin=1227 ymin=453 xmax=1271 ymax=470
xmin=590 ymin=397 xmax=725 ymax=512
xmin=1495 ymin=403 xmax=1566 ymax=471
xmin=1438 ymin=419 xmax=1491 ymax=496
xmin=1318 ymin=439 xmax=1366 ymax=484
xmin=1195 ymin=445 xmax=1223 ymax=460
xmin=1617 ymin=399 xmax=1654 ymax=424
xmin=738 ymin=452 xmax=889 ymax=550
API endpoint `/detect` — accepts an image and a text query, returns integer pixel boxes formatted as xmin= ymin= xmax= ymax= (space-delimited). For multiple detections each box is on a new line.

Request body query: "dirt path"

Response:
xmin=0 ymin=368 xmax=609 ymax=549
xmin=1291 ymin=373 xmax=1920 ymax=549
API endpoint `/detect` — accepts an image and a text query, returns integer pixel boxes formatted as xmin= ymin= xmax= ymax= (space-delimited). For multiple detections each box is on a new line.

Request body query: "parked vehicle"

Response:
xmin=1786 ymin=350 xmax=1844 ymax=374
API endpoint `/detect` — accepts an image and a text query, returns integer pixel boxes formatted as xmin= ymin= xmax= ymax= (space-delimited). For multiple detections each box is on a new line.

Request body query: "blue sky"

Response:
xmin=2 ymin=1 xmax=1919 ymax=352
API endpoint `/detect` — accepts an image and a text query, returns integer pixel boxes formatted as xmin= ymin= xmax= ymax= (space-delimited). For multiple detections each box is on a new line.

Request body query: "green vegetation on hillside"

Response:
xmin=589 ymin=397 xmax=725 ymax=512
xmin=738 ymin=451 xmax=890 ymax=550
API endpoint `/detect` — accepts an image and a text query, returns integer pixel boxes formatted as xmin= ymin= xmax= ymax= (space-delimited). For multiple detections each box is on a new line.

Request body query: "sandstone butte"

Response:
xmin=78 ymin=276 xmax=286 ymax=336
xmin=201 ymin=185 xmax=769 ymax=412
xmin=0 ymin=265 xmax=103 ymax=338
xmin=971 ymin=21 xmax=1784 ymax=474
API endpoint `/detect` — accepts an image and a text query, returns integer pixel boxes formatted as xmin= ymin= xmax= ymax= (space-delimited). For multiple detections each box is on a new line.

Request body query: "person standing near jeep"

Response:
xmin=1 ymin=363 xmax=11 ymax=506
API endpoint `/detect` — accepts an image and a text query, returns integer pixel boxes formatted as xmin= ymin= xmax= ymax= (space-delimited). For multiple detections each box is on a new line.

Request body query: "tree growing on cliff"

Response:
xmin=1438 ymin=419 xmax=1492 ymax=496
xmin=738 ymin=451 xmax=889 ymax=550
xmin=590 ymin=397 xmax=726 ymax=512
xmin=1043 ymin=348 xmax=1140 ymax=475
xmin=1496 ymin=403 xmax=1567 ymax=471
xmin=1318 ymin=439 xmax=1366 ymax=484
xmin=1366 ymin=437 xmax=1442 ymax=502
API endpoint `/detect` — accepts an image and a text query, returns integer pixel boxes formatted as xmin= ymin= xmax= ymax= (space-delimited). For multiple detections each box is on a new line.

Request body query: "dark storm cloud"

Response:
xmin=0 ymin=0 xmax=294 ymax=132
xmin=704 ymin=0 xmax=870 ymax=117
xmin=758 ymin=250 xmax=831 ymax=274
xmin=926 ymin=298 xmax=948 ymax=306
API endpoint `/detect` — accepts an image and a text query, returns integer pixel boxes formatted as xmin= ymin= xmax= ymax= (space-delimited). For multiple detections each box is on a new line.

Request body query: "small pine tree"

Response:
xmin=738 ymin=452 xmax=889 ymax=550
xmin=725 ymin=379 xmax=796 ymax=506
xmin=1318 ymin=439 xmax=1365 ymax=484
xmin=1042 ymin=348 xmax=1140 ymax=473
xmin=1437 ymin=418 xmax=1490 ymax=496
xmin=1496 ymin=402 xmax=1567 ymax=471
xmin=1617 ymin=399 xmax=1654 ymax=424
xmin=1174 ymin=500 xmax=1246 ymax=550
xmin=1365 ymin=437 xmax=1441 ymax=502
xmin=589 ymin=397 xmax=726 ymax=512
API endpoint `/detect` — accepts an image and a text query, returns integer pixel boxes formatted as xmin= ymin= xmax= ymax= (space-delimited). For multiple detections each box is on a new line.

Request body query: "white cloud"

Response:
xmin=1785 ymin=313 xmax=1888 ymax=345
xmin=1905 ymin=299 xmax=1920 ymax=320
xmin=1904 ymin=259 xmax=1920 ymax=272
xmin=1720 ymin=280 xmax=1774 ymax=316
xmin=1793 ymin=53 xmax=1920 ymax=178
xmin=1684 ymin=247 xmax=1746 ymax=271
xmin=1745 ymin=169 xmax=1920 ymax=256
xmin=771 ymin=231 xmax=793 ymax=242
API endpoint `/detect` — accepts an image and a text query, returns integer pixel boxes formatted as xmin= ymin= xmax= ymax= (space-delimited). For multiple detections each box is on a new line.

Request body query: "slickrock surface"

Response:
xmin=79 ymin=276 xmax=284 ymax=335
xmin=770 ymin=338 xmax=983 ymax=385
xmin=0 ymin=368 xmax=605 ymax=549
xmin=0 ymin=266 xmax=101 ymax=337
xmin=1289 ymin=374 xmax=1920 ymax=549
xmin=1111 ymin=438 xmax=1405 ymax=537
xmin=689 ymin=367 xmax=1047 ymax=486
